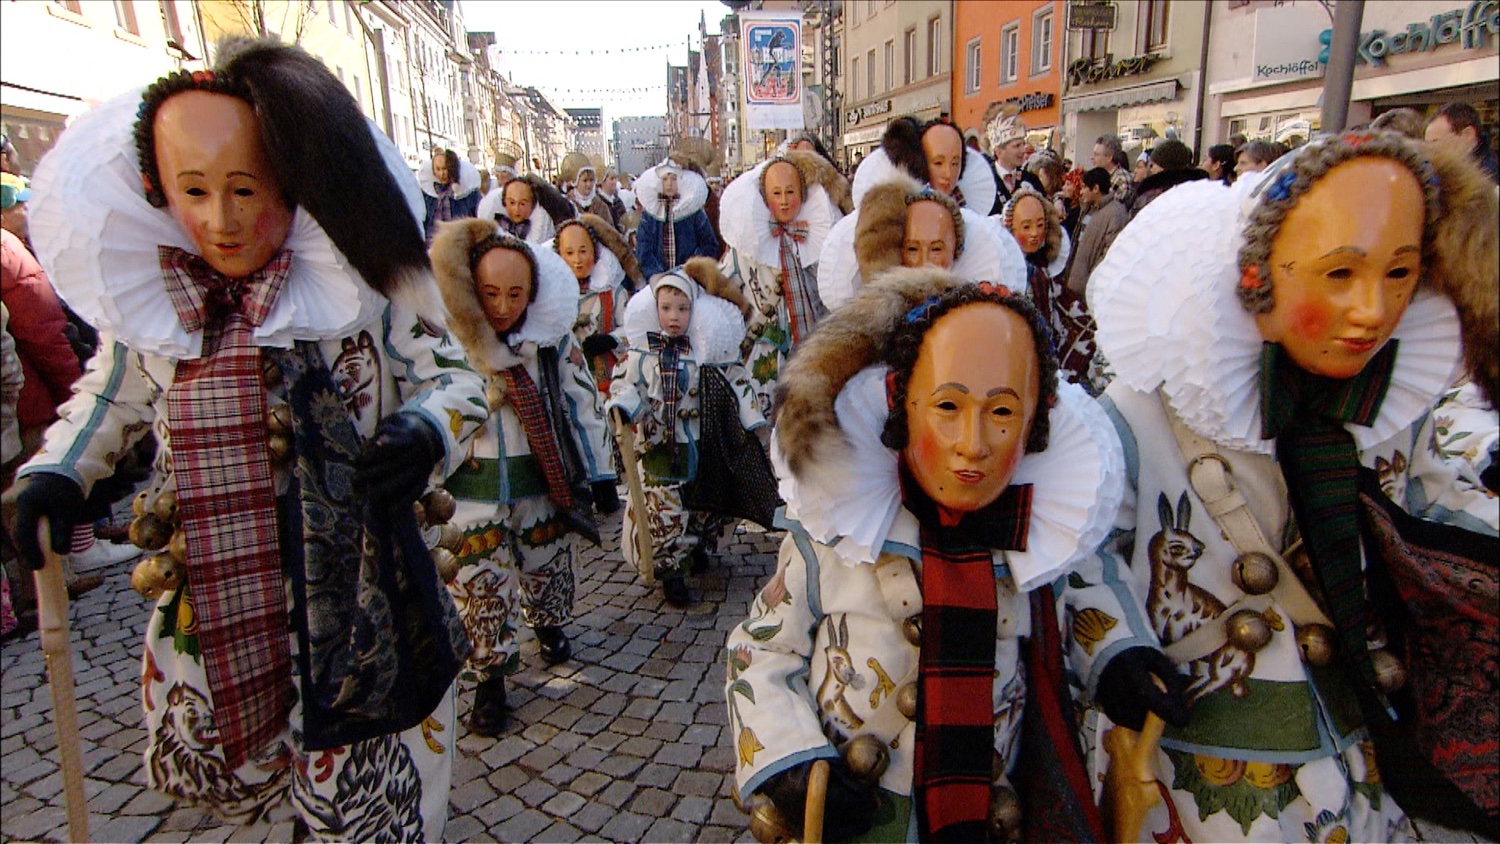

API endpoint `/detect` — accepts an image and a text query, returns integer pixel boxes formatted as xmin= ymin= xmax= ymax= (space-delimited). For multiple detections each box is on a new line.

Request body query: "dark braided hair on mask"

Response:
xmin=469 ymin=232 xmax=539 ymax=338
xmin=880 ymin=284 xmax=1058 ymax=454
xmin=553 ymin=219 xmax=600 ymax=264
xmin=134 ymin=69 xmax=255 ymax=209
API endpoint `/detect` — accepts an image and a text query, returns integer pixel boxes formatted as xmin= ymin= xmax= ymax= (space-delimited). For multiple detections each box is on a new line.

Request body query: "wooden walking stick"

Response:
xmin=1100 ymin=708 xmax=1167 ymax=843
xmin=610 ymin=410 xmax=655 ymax=584
xmin=34 ymin=517 xmax=90 ymax=843
xmin=803 ymin=758 xmax=831 ymax=844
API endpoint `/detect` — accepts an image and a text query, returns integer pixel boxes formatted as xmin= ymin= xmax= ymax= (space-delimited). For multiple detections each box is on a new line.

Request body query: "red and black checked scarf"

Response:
xmin=1261 ymin=341 xmax=1397 ymax=695
xmin=497 ymin=215 xmax=531 ymax=240
xmin=502 ymin=363 xmax=575 ymax=509
xmin=648 ymin=331 xmax=691 ymax=474
xmin=770 ymin=220 xmax=817 ymax=345
xmin=160 ymin=246 xmax=294 ymax=769
xmin=658 ymin=195 xmax=677 ymax=268
xmin=902 ymin=466 xmax=1033 ymax=841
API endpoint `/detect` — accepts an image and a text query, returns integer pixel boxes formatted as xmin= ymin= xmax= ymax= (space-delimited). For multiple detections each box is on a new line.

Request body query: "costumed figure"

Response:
xmin=560 ymin=154 xmax=619 ymax=231
xmin=1077 ymin=130 xmax=1500 ymax=842
xmin=1000 ymin=184 xmax=1103 ymax=395
xmin=419 ymin=148 xmax=481 ymax=244
xmin=983 ymin=104 xmax=1046 ymax=213
xmin=477 ymin=174 xmax=568 ymax=246
xmin=818 ymin=172 xmax=1027 ymax=312
xmin=719 ymin=152 xmax=841 ymax=417
xmin=598 ymin=167 xmax=630 ymax=233
xmin=429 ymin=220 xmax=619 ymax=692
xmin=608 ymin=259 xmax=773 ymax=608
xmin=553 ymin=213 xmax=644 ymax=394
xmin=727 ymin=273 xmax=1137 ymax=843
xmin=8 ymin=40 xmax=488 ymax=840
xmin=634 ymin=157 xmax=721 ymax=278
xmin=851 ymin=116 xmax=998 ymax=216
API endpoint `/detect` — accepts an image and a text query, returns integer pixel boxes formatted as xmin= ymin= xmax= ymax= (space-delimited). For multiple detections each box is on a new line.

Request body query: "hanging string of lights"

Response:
xmin=536 ymin=84 xmax=669 ymax=96
xmin=493 ymin=38 xmax=691 ymax=56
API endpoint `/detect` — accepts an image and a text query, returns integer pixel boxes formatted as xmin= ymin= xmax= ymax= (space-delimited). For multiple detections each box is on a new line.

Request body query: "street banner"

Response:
xmin=741 ymin=9 xmax=804 ymax=131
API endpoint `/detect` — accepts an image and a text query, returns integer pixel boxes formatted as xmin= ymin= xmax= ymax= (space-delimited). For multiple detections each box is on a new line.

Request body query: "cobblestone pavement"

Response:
xmin=1 ymin=516 xmax=776 ymax=843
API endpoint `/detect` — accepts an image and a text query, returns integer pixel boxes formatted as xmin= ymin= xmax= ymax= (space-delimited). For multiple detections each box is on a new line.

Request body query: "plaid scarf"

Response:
xmin=501 ymin=363 xmax=575 ymax=509
xmin=902 ymin=466 xmax=1033 ymax=841
xmin=659 ymin=194 xmax=677 ymax=268
xmin=433 ymin=182 xmax=455 ymax=224
xmin=1261 ymin=341 xmax=1397 ymax=693
xmin=648 ymin=331 xmax=691 ymax=474
xmin=951 ymin=184 xmax=967 ymax=208
xmin=497 ymin=215 xmax=531 ymax=240
xmin=160 ymin=246 xmax=294 ymax=769
xmin=770 ymin=221 xmax=817 ymax=345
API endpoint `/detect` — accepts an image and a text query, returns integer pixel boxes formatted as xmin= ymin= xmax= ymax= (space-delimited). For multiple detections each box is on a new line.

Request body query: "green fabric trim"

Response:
xmin=641 ymin=442 xmax=695 ymax=482
xmin=1164 ymin=678 xmax=1347 ymax=753
xmin=855 ymin=790 xmax=911 ymax=843
xmin=446 ymin=456 xmax=548 ymax=501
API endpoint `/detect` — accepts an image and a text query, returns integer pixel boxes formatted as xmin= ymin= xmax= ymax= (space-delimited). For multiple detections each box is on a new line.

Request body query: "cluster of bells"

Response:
xmin=1226 ymin=551 xmax=1405 ymax=693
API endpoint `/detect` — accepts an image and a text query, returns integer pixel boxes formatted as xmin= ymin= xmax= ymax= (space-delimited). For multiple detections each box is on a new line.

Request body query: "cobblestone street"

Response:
xmin=1 ymin=517 xmax=778 ymax=843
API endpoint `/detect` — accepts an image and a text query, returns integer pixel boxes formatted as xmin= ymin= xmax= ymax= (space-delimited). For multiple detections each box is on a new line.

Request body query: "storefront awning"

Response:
xmin=1062 ymin=79 xmax=1180 ymax=114
xmin=843 ymin=123 xmax=886 ymax=146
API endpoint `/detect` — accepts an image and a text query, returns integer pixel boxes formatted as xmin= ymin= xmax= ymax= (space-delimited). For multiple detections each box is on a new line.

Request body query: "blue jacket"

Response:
xmin=423 ymin=189 xmax=480 ymax=243
xmin=635 ymin=210 xmax=719 ymax=277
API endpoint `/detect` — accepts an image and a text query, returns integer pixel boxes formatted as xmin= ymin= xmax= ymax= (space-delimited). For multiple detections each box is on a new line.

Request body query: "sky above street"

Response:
xmin=465 ymin=1 xmax=734 ymax=124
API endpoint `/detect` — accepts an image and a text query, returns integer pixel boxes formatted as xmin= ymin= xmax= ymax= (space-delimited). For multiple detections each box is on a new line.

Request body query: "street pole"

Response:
xmin=1320 ymin=0 xmax=1365 ymax=134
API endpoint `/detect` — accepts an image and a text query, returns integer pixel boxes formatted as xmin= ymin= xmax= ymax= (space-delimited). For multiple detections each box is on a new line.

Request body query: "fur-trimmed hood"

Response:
xmin=430 ymin=218 xmax=579 ymax=376
xmin=1427 ymin=140 xmax=1499 ymax=408
xmin=774 ymin=266 xmax=962 ymax=476
xmin=623 ymin=256 xmax=751 ymax=363
xmin=785 ymin=149 xmax=853 ymax=215
xmin=558 ymin=213 xmax=645 ymax=291
xmin=854 ymin=172 xmax=964 ymax=281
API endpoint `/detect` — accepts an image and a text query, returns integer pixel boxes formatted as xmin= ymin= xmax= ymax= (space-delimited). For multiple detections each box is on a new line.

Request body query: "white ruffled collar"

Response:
xmin=576 ymin=244 xmax=626 ymax=294
xmin=1089 ymin=177 xmax=1463 ymax=455
xmin=476 ymin=191 xmax=556 ymax=245
xmin=635 ymin=166 xmax=709 ymax=220
xmin=27 ymin=87 xmax=418 ymax=360
xmin=506 ymin=245 xmax=581 ymax=349
xmin=417 ymin=158 xmax=482 ymax=200
xmin=773 ymin=367 xmax=1125 ymax=590
xmin=621 ymin=278 xmax=746 ymax=365
xmin=851 ymin=145 xmax=997 ymax=213
xmin=817 ymin=208 xmax=1030 ymax=312
xmin=719 ymin=158 xmax=837 ymax=268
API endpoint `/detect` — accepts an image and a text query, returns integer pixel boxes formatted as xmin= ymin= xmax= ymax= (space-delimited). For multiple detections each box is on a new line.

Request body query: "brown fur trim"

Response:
xmin=577 ymin=213 xmax=644 ymax=285
xmin=855 ymin=173 xmax=924 ymax=281
xmin=774 ymin=266 xmax=963 ymax=475
xmin=1002 ymin=185 xmax=1062 ymax=266
xmin=785 ymin=149 xmax=854 ymax=215
xmin=682 ymin=256 xmax=751 ymax=318
xmin=428 ymin=218 xmax=520 ymax=379
xmin=1427 ymin=142 xmax=1500 ymax=407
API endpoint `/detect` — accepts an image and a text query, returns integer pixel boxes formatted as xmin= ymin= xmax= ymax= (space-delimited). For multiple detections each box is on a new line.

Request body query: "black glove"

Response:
xmin=580 ymin=334 xmax=619 ymax=360
xmin=591 ymin=480 xmax=621 ymax=515
xmin=6 ymin=472 xmax=85 ymax=570
xmin=762 ymin=757 xmax=877 ymax=843
xmin=354 ymin=413 xmax=443 ymax=517
xmin=1482 ymin=442 xmax=1499 ymax=495
xmin=1095 ymin=646 xmax=1191 ymax=730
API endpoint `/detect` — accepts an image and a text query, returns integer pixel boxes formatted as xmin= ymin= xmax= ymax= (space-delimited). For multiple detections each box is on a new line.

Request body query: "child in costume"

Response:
xmin=634 ymin=157 xmax=720 ymax=278
xmin=607 ymin=259 xmax=770 ymax=608
xmin=553 ymin=213 xmax=643 ymax=394
xmin=727 ymin=274 xmax=1143 ymax=842
xmin=718 ymin=151 xmax=841 ymax=416
xmin=1077 ymin=130 xmax=1499 ymax=841
xmin=429 ymin=220 xmax=618 ymax=734
xmin=8 ymin=40 xmax=488 ymax=840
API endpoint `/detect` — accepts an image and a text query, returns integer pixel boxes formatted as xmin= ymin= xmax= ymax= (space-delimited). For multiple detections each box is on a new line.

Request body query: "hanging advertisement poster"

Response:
xmin=741 ymin=9 xmax=804 ymax=131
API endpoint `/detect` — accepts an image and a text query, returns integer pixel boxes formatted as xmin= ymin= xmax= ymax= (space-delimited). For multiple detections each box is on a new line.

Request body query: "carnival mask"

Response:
xmin=656 ymin=285 xmax=692 ymax=338
xmin=557 ymin=224 xmax=596 ymax=282
xmin=1008 ymin=194 xmax=1048 ymax=257
xmin=922 ymin=125 xmax=964 ymax=196
xmin=762 ymin=160 xmax=803 ymax=225
xmin=154 ymin=91 xmax=294 ymax=279
xmin=475 ymin=247 xmax=534 ymax=334
xmin=1254 ymin=157 xmax=1423 ymax=380
xmin=903 ymin=303 xmax=1039 ymax=514
xmin=903 ymin=200 xmax=957 ymax=269
xmin=503 ymin=180 xmax=535 ymax=224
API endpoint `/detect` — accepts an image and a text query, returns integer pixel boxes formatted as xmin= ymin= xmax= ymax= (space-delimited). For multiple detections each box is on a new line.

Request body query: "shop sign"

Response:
xmin=1067 ymin=53 xmax=1163 ymax=87
xmin=844 ymin=99 xmax=892 ymax=125
xmin=1318 ymin=1 xmax=1500 ymax=68
xmin=1003 ymin=92 xmax=1056 ymax=113
xmin=1252 ymin=2 xmax=1326 ymax=82
xmin=1067 ymin=2 xmax=1117 ymax=31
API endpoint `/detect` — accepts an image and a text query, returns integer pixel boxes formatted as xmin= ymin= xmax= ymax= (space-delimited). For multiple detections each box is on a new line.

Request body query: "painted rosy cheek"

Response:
xmin=1290 ymin=301 xmax=1331 ymax=339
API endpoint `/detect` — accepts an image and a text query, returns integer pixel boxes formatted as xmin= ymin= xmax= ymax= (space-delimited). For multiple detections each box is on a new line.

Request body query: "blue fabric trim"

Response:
xmin=60 ymin=341 xmax=130 ymax=476
xmin=1087 ymin=635 xmax=1157 ymax=698
xmin=790 ymin=526 xmax=823 ymax=621
xmin=739 ymin=745 xmax=841 ymax=803
xmin=1101 ymin=394 xmax=1139 ymax=488
xmin=405 ymin=405 xmax=451 ymax=468
xmin=16 ymin=463 xmax=86 ymax=489
xmin=380 ymin=305 xmax=424 ymax=386
xmin=879 ymin=538 xmax=921 ymax=561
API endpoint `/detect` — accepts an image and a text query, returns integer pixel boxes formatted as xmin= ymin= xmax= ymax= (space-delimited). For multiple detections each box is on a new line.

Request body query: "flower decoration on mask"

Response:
xmin=1264 ymin=169 xmax=1297 ymax=203
xmin=904 ymin=294 xmax=943 ymax=324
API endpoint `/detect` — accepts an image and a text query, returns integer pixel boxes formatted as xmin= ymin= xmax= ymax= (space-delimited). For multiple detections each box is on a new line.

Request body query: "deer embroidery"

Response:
xmin=1146 ymin=492 xmax=1255 ymax=700
xmin=816 ymin=613 xmax=866 ymax=742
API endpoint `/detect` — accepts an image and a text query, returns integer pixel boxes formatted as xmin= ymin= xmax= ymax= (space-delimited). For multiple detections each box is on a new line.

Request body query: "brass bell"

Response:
xmin=131 ymin=553 xmax=185 ymax=600
xmin=412 ymin=499 xmax=428 ymax=527
xmin=843 ymin=734 xmax=890 ymax=784
xmin=422 ymin=489 xmax=457 ymax=526
xmin=131 ymin=490 xmax=150 ymax=518
xmin=151 ymin=488 xmax=178 ymax=523
xmin=431 ymin=548 xmax=460 ymax=584
xmin=1365 ymin=620 xmax=1389 ymax=651
xmin=129 ymin=514 xmax=173 ymax=551
xmin=1371 ymin=648 xmax=1407 ymax=693
xmin=261 ymin=358 xmax=283 ymax=391
xmin=168 ymin=529 xmax=188 ymax=563
xmin=903 ymin=615 xmax=922 ymax=646
xmin=745 ymin=794 xmax=793 ymax=844
xmin=1231 ymin=552 xmax=1278 ymax=595
xmin=990 ymin=784 xmax=1022 ymax=843
xmin=437 ymin=523 xmax=467 ymax=554
xmin=1296 ymin=623 xmax=1337 ymax=667
xmin=1225 ymin=609 xmax=1273 ymax=652
xmin=266 ymin=404 xmax=292 ymax=436
xmin=267 ymin=432 xmax=293 ymax=465
xmin=896 ymin=682 xmax=918 ymax=720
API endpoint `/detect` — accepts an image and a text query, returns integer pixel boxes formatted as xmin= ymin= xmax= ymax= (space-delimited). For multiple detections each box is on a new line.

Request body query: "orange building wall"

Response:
xmin=952 ymin=0 xmax=1062 ymax=138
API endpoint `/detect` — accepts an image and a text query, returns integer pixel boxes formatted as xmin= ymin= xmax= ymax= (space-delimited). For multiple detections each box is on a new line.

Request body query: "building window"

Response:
xmin=327 ymin=0 xmax=338 ymax=27
xmin=851 ymin=0 xmax=861 ymax=27
xmin=1000 ymin=23 xmax=1019 ymax=84
xmin=54 ymin=0 xmax=83 ymax=13
xmin=1141 ymin=0 xmax=1170 ymax=52
xmin=353 ymin=75 xmax=363 ymax=110
xmin=866 ymin=0 xmax=876 ymax=17
xmin=345 ymin=1 xmax=355 ymax=36
xmin=160 ymin=0 xmax=185 ymax=42
xmin=852 ymin=56 xmax=861 ymax=100
xmin=113 ymin=0 xmax=139 ymax=33
xmin=884 ymin=40 xmax=894 ymax=92
xmin=1032 ymin=9 xmax=1053 ymax=74
xmin=904 ymin=28 xmax=917 ymax=85
xmin=1082 ymin=27 xmax=1109 ymax=62
xmin=926 ymin=17 xmax=942 ymax=76
xmin=866 ymin=48 xmax=875 ymax=99
xmin=964 ymin=38 xmax=981 ymax=93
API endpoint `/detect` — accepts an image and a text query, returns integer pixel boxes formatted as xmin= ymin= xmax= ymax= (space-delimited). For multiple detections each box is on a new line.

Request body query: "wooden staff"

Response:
xmin=610 ymin=410 xmax=655 ymax=584
xmin=803 ymin=758 xmax=830 ymax=844
xmin=1101 ymin=710 xmax=1166 ymax=843
xmin=34 ymin=517 xmax=90 ymax=842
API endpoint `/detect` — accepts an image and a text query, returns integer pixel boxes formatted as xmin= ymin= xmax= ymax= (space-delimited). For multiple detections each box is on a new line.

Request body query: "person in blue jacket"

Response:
xmin=634 ymin=157 xmax=719 ymax=278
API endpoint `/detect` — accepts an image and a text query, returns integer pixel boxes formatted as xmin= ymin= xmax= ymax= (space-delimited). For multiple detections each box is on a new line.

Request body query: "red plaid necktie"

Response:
xmin=159 ymin=246 xmax=293 ymax=769
xmin=501 ymin=364 xmax=575 ymax=509
xmin=770 ymin=221 xmax=816 ymax=345
xmin=647 ymin=331 xmax=691 ymax=474
xmin=659 ymin=194 xmax=677 ymax=268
